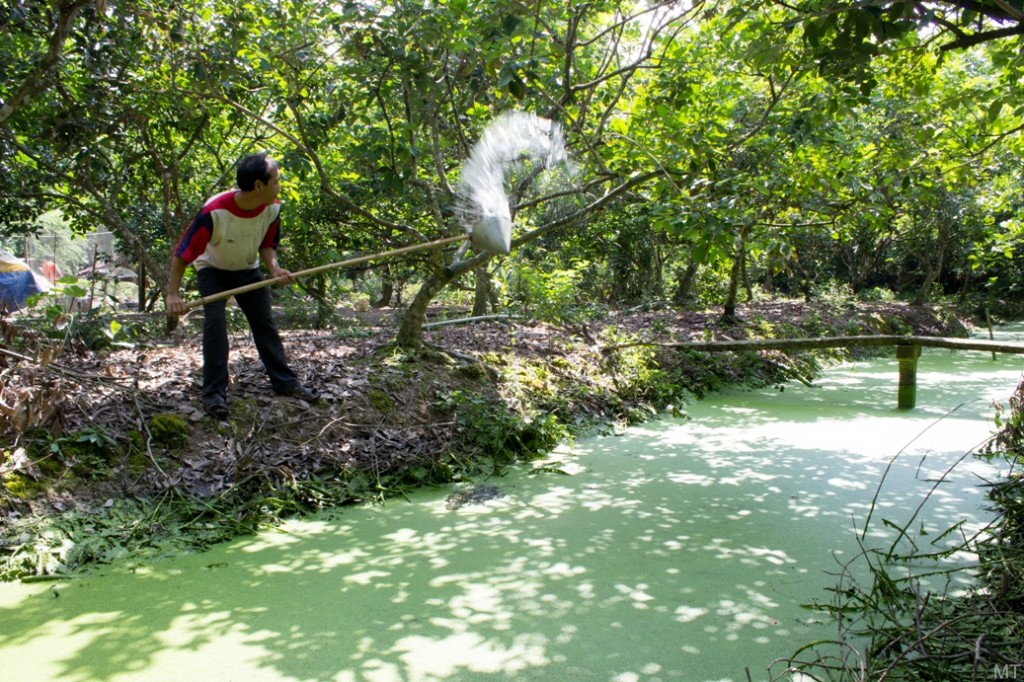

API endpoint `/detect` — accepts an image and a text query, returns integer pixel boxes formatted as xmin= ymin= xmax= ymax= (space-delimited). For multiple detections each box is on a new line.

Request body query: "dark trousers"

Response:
xmin=197 ymin=267 xmax=300 ymax=405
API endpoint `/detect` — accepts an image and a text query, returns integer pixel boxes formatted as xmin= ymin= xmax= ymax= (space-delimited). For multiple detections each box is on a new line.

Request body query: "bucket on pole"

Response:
xmin=470 ymin=215 xmax=512 ymax=255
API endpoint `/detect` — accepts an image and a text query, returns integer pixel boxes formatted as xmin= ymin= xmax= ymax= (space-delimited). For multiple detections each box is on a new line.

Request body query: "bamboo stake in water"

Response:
xmin=986 ymin=306 xmax=996 ymax=360
xmin=184 ymin=234 xmax=469 ymax=311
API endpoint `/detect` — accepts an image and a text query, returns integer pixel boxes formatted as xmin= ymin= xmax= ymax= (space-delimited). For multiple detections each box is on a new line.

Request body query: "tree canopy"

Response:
xmin=5 ymin=0 xmax=1024 ymax=341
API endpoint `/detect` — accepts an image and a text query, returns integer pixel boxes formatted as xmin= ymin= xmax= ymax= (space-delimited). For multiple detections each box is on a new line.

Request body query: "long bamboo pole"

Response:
xmin=184 ymin=233 xmax=469 ymax=311
xmin=600 ymin=335 xmax=1024 ymax=355
xmin=600 ymin=334 xmax=1024 ymax=411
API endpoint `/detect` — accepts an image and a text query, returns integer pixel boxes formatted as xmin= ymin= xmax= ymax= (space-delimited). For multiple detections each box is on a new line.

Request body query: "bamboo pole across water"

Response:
xmin=183 ymin=234 xmax=470 ymax=311
xmin=600 ymin=335 xmax=1024 ymax=410
xmin=600 ymin=334 xmax=1024 ymax=356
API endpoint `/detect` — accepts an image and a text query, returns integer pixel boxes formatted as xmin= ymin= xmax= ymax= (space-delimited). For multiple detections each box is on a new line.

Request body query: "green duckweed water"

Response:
xmin=2 ymin=328 xmax=1022 ymax=682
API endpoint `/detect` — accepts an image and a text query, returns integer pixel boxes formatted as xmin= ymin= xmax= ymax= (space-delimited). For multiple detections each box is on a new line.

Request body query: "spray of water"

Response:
xmin=457 ymin=110 xmax=569 ymax=254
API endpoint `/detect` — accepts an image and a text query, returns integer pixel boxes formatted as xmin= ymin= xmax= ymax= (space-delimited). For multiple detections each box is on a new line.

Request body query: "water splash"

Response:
xmin=457 ymin=110 xmax=569 ymax=254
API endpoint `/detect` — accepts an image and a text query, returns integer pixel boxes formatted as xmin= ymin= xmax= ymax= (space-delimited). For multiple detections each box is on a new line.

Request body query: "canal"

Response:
xmin=1 ymin=328 xmax=1021 ymax=681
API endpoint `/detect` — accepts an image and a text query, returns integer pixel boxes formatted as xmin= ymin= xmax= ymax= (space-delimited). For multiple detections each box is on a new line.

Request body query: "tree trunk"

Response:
xmin=722 ymin=253 xmax=742 ymax=323
xmin=912 ymin=219 xmax=948 ymax=306
xmin=673 ymin=261 xmax=698 ymax=305
xmin=721 ymin=228 xmax=748 ymax=324
xmin=374 ymin=264 xmax=395 ymax=308
xmin=397 ymin=249 xmax=498 ymax=348
xmin=313 ymin=276 xmax=331 ymax=328
xmin=137 ymin=260 xmax=146 ymax=312
xmin=375 ymin=279 xmax=394 ymax=308
xmin=742 ymin=249 xmax=754 ymax=302
xmin=801 ymin=279 xmax=813 ymax=303
xmin=111 ymin=219 xmax=169 ymax=300
xmin=396 ymin=265 xmax=459 ymax=349
xmin=81 ymin=177 xmax=170 ymax=300
xmin=472 ymin=267 xmax=494 ymax=316
xmin=912 ymin=252 xmax=943 ymax=306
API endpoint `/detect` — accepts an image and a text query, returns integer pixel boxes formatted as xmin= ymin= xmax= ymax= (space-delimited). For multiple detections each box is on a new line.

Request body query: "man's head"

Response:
xmin=236 ymin=152 xmax=281 ymax=202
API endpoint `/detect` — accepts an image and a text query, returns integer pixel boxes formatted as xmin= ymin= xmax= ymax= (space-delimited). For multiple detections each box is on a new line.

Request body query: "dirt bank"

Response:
xmin=1 ymin=299 xmax=971 ymax=523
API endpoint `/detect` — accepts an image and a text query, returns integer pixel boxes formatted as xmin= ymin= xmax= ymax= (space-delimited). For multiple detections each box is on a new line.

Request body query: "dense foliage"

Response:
xmin=5 ymin=1 xmax=1024 ymax=336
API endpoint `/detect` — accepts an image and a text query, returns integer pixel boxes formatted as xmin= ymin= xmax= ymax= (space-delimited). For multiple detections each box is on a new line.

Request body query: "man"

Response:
xmin=165 ymin=152 xmax=319 ymax=419
xmin=42 ymin=259 xmax=61 ymax=284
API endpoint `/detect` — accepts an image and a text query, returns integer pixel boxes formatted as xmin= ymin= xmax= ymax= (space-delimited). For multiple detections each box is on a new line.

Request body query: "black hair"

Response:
xmin=236 ymin=152 xmax=278 ymax=191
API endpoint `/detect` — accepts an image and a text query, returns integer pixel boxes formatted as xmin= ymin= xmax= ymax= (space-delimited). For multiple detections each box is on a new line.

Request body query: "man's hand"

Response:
xmin=261 ymin=247 xmax=295 ymax=286
xmin=269 ymin=266 xmax=295 ymax=285
xmin=166 ymin=292 xmax=186 ymax=317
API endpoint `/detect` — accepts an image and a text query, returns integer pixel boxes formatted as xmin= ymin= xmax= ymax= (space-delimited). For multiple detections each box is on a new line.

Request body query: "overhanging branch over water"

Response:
xmin=601 ymin=335 xmax=1024 ymax=410
xmin=600 ymin=335 xmax=1024 ymax=355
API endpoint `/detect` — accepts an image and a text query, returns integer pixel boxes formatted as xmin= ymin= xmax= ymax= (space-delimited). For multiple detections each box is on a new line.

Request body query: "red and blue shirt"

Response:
xmin=174 ymin=191 xmax=281 ymax=271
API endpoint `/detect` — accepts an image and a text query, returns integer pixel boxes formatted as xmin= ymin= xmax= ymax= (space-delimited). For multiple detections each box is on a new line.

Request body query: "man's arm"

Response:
xmin=260 ymin=247 xmax=294 ymax=284
xmin=165 ymin=256 xmax=189 ymax=316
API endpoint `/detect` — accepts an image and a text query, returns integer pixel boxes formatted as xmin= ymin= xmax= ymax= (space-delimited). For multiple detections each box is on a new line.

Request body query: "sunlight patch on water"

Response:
xmin=375 ymin=629 xmax=551 ymax=681
xmin=666 ymin=472 xmax=715 ymax=486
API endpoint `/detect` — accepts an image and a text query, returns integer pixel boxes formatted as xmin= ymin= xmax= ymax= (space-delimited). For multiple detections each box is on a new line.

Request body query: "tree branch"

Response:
xmin=940 ymin=23 xmax=1024 ymax=50
xmin=0 ymin=0 xmax=91 ymax=128
xmin=512 ymin=169 xmax=661 ymax=246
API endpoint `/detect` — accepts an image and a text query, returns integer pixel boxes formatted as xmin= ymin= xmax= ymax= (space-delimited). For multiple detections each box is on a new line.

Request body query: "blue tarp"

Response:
xmin=0 ymin=253 xmax=49 ymax=312
xmin=0 ymin=270 xmax=43 ymax=311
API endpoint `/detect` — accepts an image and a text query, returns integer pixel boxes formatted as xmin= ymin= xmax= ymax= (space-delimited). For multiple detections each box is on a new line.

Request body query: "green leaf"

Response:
xmin=501 ymin=14 xmax=520 ymax=35
xmin=987 ymin=98 xmax=1005 ymax=122
xmin=62 ymin=284 xmax=88 ymax=298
